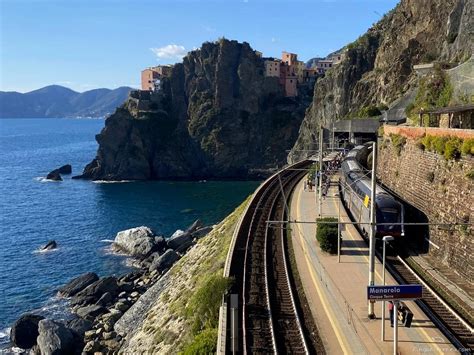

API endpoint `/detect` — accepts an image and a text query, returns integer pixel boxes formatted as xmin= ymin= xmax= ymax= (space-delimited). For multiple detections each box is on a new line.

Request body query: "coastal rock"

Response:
xmin=71 ymin=276 xmax=119 ymax=306
xmin=10 ymin=314 xmax=44 ymax=349
xmin=46 ymin=170 xmax=62 ymax=181
xmin=185 ymin=219 xmax=203 ymax=234
xmin=95 ymin=292 xmax=113 ymax=306
xmin=167 ymin=231 xmax=193 ymax=253
xmin=76 ymin=305 xmax=106 ymax=320
xmin=191 ymin=226 xmax=213 ymax=239
xmin=65 ymin=318 xmax=92 ymax=337
xmin=149 ymin=249 xmax=180 ymax=272
xmin=41 ymin=240 xmax=57 ymax=251
xmin=37 ymin=319 xmax=74 ymax=355
xmin=78 ymin=39 xmax=310 ymax=181
xmin=58 ymin=272 xmax=99 ymax=297
xmin=57 ymin=164 xmax=72 ymax=174
xmin=113 ymin=226 xmax=155 ymax=258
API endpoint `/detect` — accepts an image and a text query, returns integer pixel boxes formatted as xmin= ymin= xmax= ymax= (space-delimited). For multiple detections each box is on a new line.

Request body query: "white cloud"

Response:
xmin=271 ymin=37 xmax=279 ymax=43
xmin=150 ymin=44 xmax=187 ymax=61
xmin=202 ymin=25 xmax=216 ymax=33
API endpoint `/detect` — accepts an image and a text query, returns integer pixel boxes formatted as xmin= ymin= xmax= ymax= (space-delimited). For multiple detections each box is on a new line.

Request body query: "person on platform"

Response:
xmin=388 ymin=301 xmax=394 ymax=327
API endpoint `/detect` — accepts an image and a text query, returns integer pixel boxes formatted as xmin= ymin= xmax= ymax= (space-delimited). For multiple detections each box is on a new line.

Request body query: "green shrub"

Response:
xmin=421 ymin=135 xmax=434 ymax=151
xmin=182 ymin=328 xmax=217 ymax=355
xmin=390 ymin=133 xmax=407 ymax=156
xmin=358 ymin=105 xmax=382 ymax=117
xmin=461 ymin=138 xmax=474 ymax=156
xmin=316 ymin=217 xmax=338 ymax=254
xmin=444 ymin=137 xmax=462 ymax=160
xmin=466 ymin=169 xmax=474 ymax=180
xmin=185 ymin=275 xmax=233 ymax=335
xmin=432 ymin=136 xmax=448 ymax=155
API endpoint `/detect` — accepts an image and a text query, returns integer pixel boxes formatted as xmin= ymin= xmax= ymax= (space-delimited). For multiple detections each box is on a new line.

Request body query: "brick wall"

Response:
xmin=377 ymin=126 xmax=474 ymax=282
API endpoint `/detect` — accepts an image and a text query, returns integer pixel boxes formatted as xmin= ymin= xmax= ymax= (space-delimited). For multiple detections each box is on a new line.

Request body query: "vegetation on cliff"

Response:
xmin=119 ymin=197 xmax=249 ymax=353
xmin=289 ymin=0 xmax=473 ymax=162
xmin=79 ymin=39 xmax=311 ymax=181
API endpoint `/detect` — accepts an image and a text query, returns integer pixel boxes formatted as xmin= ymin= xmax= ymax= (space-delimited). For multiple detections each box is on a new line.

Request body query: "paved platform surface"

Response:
xmin=289 ymin=174 xmax=458 ymax=354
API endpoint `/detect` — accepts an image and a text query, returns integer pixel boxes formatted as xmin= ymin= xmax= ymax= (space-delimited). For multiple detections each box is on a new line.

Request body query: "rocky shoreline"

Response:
xmin=9 ymin=220 xmax=212 ymax=354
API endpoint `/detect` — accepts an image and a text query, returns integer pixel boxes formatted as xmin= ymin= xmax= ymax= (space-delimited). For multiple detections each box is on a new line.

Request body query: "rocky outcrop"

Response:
xmin=70 ymin=277 xmax=119 ymax=306
xmin=46 ymin=171 xmax=62 ymax=181
xmin=148 ymin=249 xmax=180 ymax=272
xmin=112 ymin=226 xmax=155 ymax=258
xmin=57 ymin=165 xmax=72 ymax=174
xmin=37 ymin=319 xmax=75 ymax=355
xmin=41 ymin=240 xmax=57 ymax=251
xmin=58 ymin=272 xmax=99 ymax=297
xmin=10 ymin=314 xmax=44 ymax=349
xmin=78 ymin=39 xmax=311 ymax=181
xmin=289 ymin=0 xmax=473 ymax=162
xmin=442 ymin=0 xmax=474 ymax=61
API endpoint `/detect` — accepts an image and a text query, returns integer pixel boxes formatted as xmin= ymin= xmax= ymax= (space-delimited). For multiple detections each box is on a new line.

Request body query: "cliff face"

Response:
xmin=80 ymin=40 xmax=311 ymax=180
xmin=289 ymin=0 xmax=473 ymax=162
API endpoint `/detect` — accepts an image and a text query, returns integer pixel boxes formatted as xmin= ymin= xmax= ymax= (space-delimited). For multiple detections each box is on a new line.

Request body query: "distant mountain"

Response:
xmin=0 ymin=85 xmax=133 ymax=118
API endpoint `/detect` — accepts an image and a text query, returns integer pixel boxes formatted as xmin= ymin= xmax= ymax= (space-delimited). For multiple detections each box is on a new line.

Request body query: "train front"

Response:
xmin=375 ymin=194 xmax=405 ymax=238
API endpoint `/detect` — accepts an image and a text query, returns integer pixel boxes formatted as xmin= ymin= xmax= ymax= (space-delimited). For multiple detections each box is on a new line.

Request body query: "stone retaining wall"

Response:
xmin=377 ymin=126 xmax=473 ymax=282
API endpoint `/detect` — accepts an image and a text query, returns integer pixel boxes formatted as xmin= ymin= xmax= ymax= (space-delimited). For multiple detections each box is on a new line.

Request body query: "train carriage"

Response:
xmin=340 ymin=144 xmax=405 ymax=239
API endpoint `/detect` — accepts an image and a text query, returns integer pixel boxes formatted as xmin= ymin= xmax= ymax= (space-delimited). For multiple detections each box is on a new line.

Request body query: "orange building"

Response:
xmin=140 ymin=65 xmax=172 ymax=91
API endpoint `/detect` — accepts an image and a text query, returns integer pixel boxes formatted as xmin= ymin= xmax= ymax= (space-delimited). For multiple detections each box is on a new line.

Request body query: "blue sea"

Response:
xmin=0 ymin=118 xmax=259 ymax=346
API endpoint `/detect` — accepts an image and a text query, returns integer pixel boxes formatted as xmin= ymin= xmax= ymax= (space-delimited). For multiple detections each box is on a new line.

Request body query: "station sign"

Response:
xmin=367 ymin=284 xmax=423 ymax=301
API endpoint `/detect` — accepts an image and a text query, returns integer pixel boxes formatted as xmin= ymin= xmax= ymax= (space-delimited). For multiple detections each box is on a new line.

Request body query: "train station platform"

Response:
xmin=289 ymin=174 xmax=458 ymax=354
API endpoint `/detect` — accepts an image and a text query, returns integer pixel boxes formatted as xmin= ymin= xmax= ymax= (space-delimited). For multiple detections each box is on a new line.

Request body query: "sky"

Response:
xmin=0 ymin=0 xmax=398 ymax=93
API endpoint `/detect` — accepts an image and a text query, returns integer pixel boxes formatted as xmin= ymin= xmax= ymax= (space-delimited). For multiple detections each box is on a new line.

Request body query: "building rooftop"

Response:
xmin=422 ymin=103 xmax=474 ymax=114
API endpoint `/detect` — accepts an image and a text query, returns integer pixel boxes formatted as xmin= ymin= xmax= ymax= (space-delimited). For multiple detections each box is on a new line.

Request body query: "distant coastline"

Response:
xmin=0 ymin=85 xmax=132 ymax=119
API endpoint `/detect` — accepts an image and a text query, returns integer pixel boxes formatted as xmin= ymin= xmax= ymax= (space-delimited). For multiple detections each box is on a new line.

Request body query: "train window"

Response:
xmin=378 ymin=208 xmax=399 ymax=223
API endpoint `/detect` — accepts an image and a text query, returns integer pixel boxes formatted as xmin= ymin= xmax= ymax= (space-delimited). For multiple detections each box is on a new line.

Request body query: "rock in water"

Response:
xmin=113 ymin=226 xmax=155 ymax=257
xmin=148 ymin=249 xmax=180 ymax=272
xmin=10 ymin=314 xmax=44 ymax=349
xmin=41 ymin=240 xmax=57 ymax=251
xmin=46 ymin=170 xmax=62 ymax=181
xmin=37 ymin=319 xmax=74 ymax=355
xmin=58 ymin=272 xmax=99 ymax=297
xmin=57 ymin=164 xmax=72 ymax=174
xmin=70 ymin=277 xmax=119 ymax=306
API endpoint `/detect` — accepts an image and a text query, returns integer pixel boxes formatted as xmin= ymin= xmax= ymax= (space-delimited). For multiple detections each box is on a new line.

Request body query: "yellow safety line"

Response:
xmin=296 ymin=182 xmax=351 ymax=355
xmin=330 ymin=180 xmax=446 ymax=354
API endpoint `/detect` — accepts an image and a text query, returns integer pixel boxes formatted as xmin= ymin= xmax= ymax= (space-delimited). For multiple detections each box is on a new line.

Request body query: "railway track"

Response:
xmin=384 ymin=252 xmax=474 ymax=353
xmin=240 ymin=162 xmax=311 ymax=354
xmin=337 ymin=177 xmax=473 ymax=353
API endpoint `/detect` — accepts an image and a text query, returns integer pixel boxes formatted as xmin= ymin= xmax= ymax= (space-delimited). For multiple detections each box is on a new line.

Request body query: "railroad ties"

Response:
xmin=242 ymin=163 xmax=310 ymax=354
xmin=386 ymin=254 xmax=474 ymax=352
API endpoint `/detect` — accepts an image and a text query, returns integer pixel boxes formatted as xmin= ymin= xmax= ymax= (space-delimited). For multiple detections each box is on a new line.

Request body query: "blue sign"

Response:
xmin=367 ymin=285 xmax=423 ymax=301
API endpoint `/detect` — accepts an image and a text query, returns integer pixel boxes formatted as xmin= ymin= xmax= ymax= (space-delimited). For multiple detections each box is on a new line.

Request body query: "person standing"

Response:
xmin=388 ymin=301 xmax=394 ymax=327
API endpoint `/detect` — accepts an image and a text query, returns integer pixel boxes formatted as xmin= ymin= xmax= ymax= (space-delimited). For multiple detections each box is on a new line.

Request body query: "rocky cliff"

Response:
xmin=79 ymin=39 xmax=311 ymax=180
xmin=289 ymin=0 xmax=473 ymax=162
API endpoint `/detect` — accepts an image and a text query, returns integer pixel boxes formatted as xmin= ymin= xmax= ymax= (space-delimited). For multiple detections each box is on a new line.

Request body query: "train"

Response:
xmin=340 ymin=143 xmax=405 ymax=239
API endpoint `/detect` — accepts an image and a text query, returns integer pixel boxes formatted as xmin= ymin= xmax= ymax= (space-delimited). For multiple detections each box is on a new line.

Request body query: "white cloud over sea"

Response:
xmin=150 ymin=44 xmax=187 ymax=61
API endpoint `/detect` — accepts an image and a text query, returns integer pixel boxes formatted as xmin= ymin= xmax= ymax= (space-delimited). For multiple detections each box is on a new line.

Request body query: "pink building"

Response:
xmin=141 ymin=65 xmax=172 ymax=91
xmin=265 ymin=59 xmax=281 ymax=77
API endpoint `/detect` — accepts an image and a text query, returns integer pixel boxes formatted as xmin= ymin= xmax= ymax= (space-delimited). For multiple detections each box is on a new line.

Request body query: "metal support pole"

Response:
xmin=368 ymin=141 xmax=377 ymax=319
xmin=318 ymin=126 xmax=323 ymax=217
xmin=394 ymin=300 xmax=399 ymax=355
xmin=230 ymin=294 xmax=238 ymax=354
xmin=381 ymin=236 xmax=394 ymax=340
xmin=337 ymin=194 xmax=341 ymax=263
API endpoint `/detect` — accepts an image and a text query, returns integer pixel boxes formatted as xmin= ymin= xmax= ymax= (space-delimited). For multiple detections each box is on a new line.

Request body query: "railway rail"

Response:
xmin=337 ymin=178 xmax=474 ymax=353
xmin=224 ymin=160 xmax=312 ymax=354
xmin=384 ymin=251 xmax=474 ymax=353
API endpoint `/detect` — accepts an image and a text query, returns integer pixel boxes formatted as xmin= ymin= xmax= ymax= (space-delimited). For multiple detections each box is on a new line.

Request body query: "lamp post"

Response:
xmin=381 ymin=235 xmax=394 ymax=341
xmin=368 ymin=141 xmax=377 ymax=318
